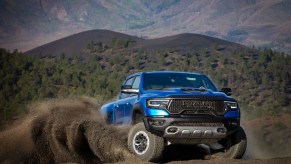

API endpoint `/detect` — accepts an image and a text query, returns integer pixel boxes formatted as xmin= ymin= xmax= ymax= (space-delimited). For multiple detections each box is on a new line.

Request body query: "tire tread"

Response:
xmin=128 ymin=123 xmax=164 ymax=162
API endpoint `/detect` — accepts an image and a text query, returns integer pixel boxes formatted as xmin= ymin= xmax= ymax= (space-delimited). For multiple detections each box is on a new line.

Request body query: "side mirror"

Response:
xmin=121 ymin=85 xmax=139 ymax=94
xmin=220 ymin=87 xmax=232 ymax=96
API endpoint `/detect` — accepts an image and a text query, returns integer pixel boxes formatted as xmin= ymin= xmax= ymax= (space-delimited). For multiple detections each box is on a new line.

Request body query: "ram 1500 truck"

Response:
xmin=100 ymin=71 xmax=247 ymax=162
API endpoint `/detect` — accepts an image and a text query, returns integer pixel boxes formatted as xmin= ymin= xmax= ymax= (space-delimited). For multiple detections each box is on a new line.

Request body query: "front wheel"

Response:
xmin=128 ymin=123 xmax=164 ymax=162
xmin=209 ymin=126 xmax=247 ymax=159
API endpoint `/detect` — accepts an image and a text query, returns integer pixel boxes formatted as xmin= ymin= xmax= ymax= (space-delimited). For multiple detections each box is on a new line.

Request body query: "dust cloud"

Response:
xmin=0 ymin=97 xmax=135 ymax=163
xmin=241 ymin=113 xmax=291 ymax=160
xmin=1 ymin=97 xmax=290 ymax=163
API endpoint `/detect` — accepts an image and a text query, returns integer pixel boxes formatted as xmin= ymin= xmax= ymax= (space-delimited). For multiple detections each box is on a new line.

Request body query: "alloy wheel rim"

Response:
xmin=133 ymin=131 xmax=149 ymax=155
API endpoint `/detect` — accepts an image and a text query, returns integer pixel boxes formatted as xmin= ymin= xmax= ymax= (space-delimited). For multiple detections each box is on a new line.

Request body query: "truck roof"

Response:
xmin=132 ymin=71 xmax=203 ymax=76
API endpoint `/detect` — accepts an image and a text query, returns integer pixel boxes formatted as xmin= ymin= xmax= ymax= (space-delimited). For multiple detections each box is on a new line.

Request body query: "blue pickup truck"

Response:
xmin=100 ymin=71 xmax=247 ymax=161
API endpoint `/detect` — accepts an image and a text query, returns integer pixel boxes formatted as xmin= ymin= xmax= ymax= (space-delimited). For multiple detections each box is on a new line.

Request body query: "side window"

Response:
xmin=119 ymin=76 xmax=134 ymax=99
xmin=132 ymin=76 xmax=140 ymax=89
xmin=124 ymin=77 xmax=134 ymax=86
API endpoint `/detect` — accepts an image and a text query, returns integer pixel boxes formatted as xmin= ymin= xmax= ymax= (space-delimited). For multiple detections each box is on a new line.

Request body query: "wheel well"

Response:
xmin=105 ymin=111 xmax=113 ymax=124
xmin=132 ymin=110 xmax=143 ymax=125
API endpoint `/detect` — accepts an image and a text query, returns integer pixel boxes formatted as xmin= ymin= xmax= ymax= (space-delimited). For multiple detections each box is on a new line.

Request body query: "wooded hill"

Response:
xmin=1 ymin=41 xmax=290 ymax=122
xmin=1 ymin=30 xmax=291 ymax=158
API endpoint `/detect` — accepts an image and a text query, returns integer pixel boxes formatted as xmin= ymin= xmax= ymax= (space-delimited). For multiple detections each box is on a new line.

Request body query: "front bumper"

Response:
xmin=143 ymin=116 xmax=239 ymax=140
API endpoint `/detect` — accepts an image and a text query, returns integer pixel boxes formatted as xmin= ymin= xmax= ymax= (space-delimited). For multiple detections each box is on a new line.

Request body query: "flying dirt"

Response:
xmin=0 ymin=97 xmax=135 ymax=163
xmin=1 ymin=96 xmax=291 ymax=164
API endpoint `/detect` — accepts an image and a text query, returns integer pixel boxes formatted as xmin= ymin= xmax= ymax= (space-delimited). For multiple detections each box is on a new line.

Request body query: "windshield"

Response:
xmin=143 ymin=73 xmax=218 ymax=91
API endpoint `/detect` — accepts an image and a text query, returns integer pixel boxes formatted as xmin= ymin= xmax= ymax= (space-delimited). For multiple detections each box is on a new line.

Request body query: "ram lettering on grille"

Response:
xmin=167 ymin=99 xmax=225 ymax=115
xmin=180 ymin=100 xmax=216 ymax=110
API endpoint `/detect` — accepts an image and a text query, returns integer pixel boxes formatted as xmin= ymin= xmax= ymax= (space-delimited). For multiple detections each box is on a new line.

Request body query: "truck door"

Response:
xmin=114 ymin=76 xmax=134 ymax=124
xmin=123 ymin=76 xmax=140 ymax=124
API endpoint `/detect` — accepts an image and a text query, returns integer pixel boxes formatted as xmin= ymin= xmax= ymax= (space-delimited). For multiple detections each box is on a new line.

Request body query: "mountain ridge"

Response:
xmin=25 ymin=29 xmax=244 ymax=58
xmin=25 ymin=29 xmax=143 ymax=58
xmin=1 ymin=0 xmax=291 ymax=53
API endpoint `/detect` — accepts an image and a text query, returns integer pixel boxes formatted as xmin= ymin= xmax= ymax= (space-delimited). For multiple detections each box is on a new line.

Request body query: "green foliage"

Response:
xmin=111 ymin=38 xmax=132 ymax=48
xmin=87 ymin=40 xmax=108 ymax=53
xmin=0 ymin=45 xmax=290 ymax=122
xmin=158 ymin=52 xmax=165 ymax=65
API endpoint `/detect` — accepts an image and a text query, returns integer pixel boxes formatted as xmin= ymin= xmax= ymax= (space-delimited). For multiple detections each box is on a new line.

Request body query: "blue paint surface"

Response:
xmin=224 ymin=110 xmax=239 ymax=118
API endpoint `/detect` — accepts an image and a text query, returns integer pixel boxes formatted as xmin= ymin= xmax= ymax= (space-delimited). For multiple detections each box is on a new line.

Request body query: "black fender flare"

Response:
xmin=132 ymin=103 xmax=145 ymax=122
xmin=132 ymin=103 xmax=152 ymax=131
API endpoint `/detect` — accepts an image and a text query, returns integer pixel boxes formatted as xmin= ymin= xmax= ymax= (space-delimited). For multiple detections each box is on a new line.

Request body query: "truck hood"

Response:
xmin=141 ymin=88 xmax=234 ymax=101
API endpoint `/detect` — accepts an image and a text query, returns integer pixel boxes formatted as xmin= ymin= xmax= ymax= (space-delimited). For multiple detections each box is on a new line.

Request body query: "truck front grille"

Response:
xmin=170 ymin=121 xmax=224 ymax=127
xmin=167 ymin=99 xmax=225 ymax=116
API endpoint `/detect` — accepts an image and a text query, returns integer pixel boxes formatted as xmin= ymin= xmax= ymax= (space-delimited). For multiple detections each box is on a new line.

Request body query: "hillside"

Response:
xmin=135 ymin=33 xmax=243 ymax=52
xmin=25 ymin=30 xmax=143 ymax=58
xmin=25 ymin=30 xmax=244 ymax=58
xmin=1 ymin=30 xmax=291 ymax=160
xmin=0 ymin=0 xmax=291 ymax=53
xmin=1 ymin=30 xmax=291 ymax=117
xmin=1 ymin=31 xmax=291 ymax=121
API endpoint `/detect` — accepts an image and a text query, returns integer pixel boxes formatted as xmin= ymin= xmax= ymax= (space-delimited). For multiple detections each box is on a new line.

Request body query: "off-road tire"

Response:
xmin=128 ymin=122 xmax=164 ymax=162
xmin=209 ymin=126 xmax=247 ymax=159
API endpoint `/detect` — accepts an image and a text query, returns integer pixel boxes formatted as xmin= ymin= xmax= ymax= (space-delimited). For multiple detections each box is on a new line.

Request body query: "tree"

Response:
xmin=158 ymin=53 xmax=165 ymax=65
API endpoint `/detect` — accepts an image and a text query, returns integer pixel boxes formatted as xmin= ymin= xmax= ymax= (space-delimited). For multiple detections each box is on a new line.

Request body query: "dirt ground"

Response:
xmin=167 ymin=157 xmax=291 ymax=164
xmin=117 ymin=156 xmax=291 ymax=164
xmin=0 ymin=97 xmax=290 ymax=164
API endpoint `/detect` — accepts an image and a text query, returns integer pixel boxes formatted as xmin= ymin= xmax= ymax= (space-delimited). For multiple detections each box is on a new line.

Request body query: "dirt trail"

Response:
xmin=0 ymin=97 xmax=136 ymax=163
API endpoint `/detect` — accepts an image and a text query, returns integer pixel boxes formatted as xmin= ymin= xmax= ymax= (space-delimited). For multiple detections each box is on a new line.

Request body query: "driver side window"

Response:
xmin=124 ymin=77 xmax=134 ymax=86
xmin=119 ymin=76 xmax=136 ymax=99
xmin=132 ymin=76 xmax=140 ymax=89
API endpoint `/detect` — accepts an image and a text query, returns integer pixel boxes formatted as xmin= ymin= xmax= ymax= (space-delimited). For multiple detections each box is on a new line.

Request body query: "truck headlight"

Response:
xmin=146 ymin=99 xmax=169 ymax=108
xmin=224 ymin=101 xmax=238 ymax=110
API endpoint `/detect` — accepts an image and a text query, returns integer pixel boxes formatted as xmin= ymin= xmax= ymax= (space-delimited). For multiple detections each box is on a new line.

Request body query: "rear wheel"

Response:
xmin=209 ymin=126 xmax=247 ymax=159
xmin=128 ymin=123 xmax=164 ymax=162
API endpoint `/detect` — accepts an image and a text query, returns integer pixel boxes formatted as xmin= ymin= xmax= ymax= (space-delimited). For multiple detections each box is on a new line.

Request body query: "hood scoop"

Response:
xmin=180 ymin=87 xmax=207 ymax=92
